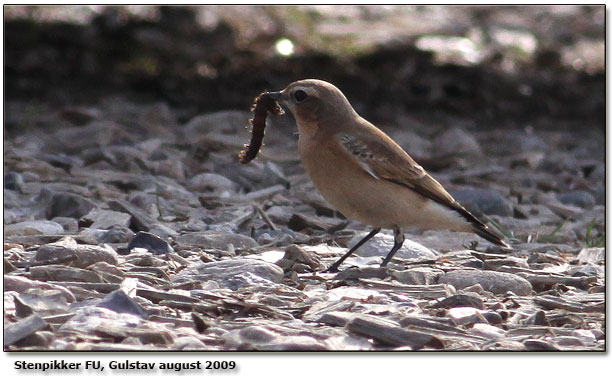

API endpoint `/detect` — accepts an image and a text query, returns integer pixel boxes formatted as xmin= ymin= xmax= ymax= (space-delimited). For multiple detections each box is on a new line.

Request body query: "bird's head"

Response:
xmin=262 ymin=79 xmax=357 ymax=126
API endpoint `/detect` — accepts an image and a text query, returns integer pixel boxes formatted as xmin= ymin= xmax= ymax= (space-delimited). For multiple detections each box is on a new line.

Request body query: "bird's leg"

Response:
xmin=326 ymin=227 xmax=381 ymax=272
xmin=380 ymin=226 xmax=405 ymax=267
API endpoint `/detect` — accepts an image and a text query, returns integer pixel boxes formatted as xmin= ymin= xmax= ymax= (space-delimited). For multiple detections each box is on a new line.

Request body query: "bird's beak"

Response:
xmin=261 ymin=91 xmax=284 ymax=102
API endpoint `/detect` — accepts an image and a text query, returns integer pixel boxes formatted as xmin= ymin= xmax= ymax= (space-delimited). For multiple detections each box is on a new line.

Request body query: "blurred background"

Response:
xmin=3 ymin=5 xmax=606 ymax=247
xmin=4 ymin=5 xmax=605 ymax=130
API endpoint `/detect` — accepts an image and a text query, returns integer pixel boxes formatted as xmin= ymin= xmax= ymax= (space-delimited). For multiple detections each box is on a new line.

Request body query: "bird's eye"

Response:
xmin=293 ymin=90 xmax=307 ymax=102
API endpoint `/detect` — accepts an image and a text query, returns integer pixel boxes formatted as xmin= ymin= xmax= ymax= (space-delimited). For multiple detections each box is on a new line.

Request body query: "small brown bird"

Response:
xmin=262 ymin=79 xmax=508 ymax=272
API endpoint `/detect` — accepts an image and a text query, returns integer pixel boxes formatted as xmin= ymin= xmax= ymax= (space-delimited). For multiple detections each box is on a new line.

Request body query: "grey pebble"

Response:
xmin=350 ymin=231 xmax=438 ymax=260
xmin=438 ymin=270 xmax=532 ymax=296
xmin=172 ymin=259 xmax=284 ymax=291
xmin=46 ymin=192 xmax=97 ymax=219
xmin=35 ymin=237 xmax=119 ymax=268
xmin=557 ymin=190 xmax=595 ymax=209
xmin=175 ymin=231 xmax=258 ymax=251
xmin=4 ymin=220 xmax=65 ymax=236
xmin=449 ymin=188 xmax=513 ymax=217
xmin=127 ymin=231 xmax=174 ymax=254
xmin=97 ymin=290 xmax=148 ymax=318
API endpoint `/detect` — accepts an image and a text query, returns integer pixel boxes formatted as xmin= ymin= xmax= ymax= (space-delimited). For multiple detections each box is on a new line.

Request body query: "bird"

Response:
xmin=261 ymin=79 xmax=509 ymax=272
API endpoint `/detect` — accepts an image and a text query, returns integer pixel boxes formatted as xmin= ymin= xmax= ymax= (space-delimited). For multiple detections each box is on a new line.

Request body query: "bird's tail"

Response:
xmin=472 ymin=223 xmax=509 ymax=248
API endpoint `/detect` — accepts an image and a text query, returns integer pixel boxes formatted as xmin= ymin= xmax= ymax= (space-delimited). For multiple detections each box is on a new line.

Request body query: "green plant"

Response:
xmin=585 ymin=220 xmax=605 ymax=247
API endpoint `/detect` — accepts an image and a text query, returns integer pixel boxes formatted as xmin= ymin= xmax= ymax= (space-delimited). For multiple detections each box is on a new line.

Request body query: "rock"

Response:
xmin=576 ymin=248 xmax=605 ymax=264
xmin=388 ymin=128 xmax=432 ymax=160
xmin=349 ymin=232 xmax=438 ymax=260
xmin=46 ymin=192 xmax=97 ymax=219
xmin=35 ymin=237 xmax=119 ymax=268
xmin=97 ymin=225 xmax=135 ymax=244
xmin=469 ymin=323 xmax=506 ymax=339
xmin=4 ymin=171 xmax=25 ymax=192
xmin=275 ymin=244 xmax=321 ymax=272
xmin=4 ymin=220 xmax=64 ymax=236
xmin=187 ymin=172 xmax=236 ymax=193
xmin=97 ymin=290 xmax=148 ymax=318
xmin=81 ymin=209 xmax=131 ymax=229
xmin=127 ymin=231 xmax=174 ymax=254
xmin=175 ymin=231 xmax=258 ymax=251
xmin=433 ymin=127 xmax=482 ymax=157
xmin=150 ymin=159 xmax=186 ymax=180
xmin=265 ymin=206 xmax=294 ymax=225
xmin=4 ymin=314 xmax=49 ymax=346
xmin=148 ymin=223 xmax=179 ymax=239
xmin=446 ymin=307 xmax=489 ymax=325
xmin=335 ymin=267 xmax=388 ymax=280
xmin=223 ymin=326 xmax=277 ymax=349
xmin=390 ymin=267 xmax=444 ymax=285
xmin=554 ymin=336 xmax=586 ymax=348
xmin=107 ymin=199 xmax=158 ymax=232
xmin=30 ymin=265 xmax=107 ymax=283
xmin=59 ymin=306 xmax=173 ymax=345
xmin=172 ymin=336 xmax=207 ymax=350
xmin=172 ymin=259 xmax=284 ymax=291
xmin=346 ymin=314 xmax=444 ymax=349
xmin=223 ymin=326 xmax=328 ymax=351
xmin=4 ymin=275 xmax=76 ymax=303
xmin=255 ymin=229 xmax=310 ymax=246
xmin=449 ymin=188 xmax=513 ymax=217
xmin=20 ymin=285 xmax=74 ymax=313
xmin=557 ymin=190 xmax=596 ymax=209
xmin=523 ymin=339 xmax=560 ymax=351
xmin=256 ymin=336 xmax=328 ymax=351
xmin=51 ymin=217 xmax=79 ymax=232
xmin=438 ymin=270 xmax=532 ymax=296
xmin=429 ymin=293 xmax=485 ymax=309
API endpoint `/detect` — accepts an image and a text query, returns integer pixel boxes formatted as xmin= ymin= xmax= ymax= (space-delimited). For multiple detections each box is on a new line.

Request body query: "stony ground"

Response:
xmin=3 ymin=93 xmax=605 ymax=351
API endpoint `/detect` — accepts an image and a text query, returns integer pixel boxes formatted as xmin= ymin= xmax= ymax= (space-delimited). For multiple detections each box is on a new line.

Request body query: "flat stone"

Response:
xmin=5 ymin=314 xmax=49 ymax=346
xmin=390 ymin=267 xmax=444 ymax=285
xmin=46 ymin=192 xmax=97 ymax=219
xmin=107 ymin=199 xmax=158 ymax=232
xmin=17 ymin=288 xmax=72 ymax=316
xmin=430 ymin=293 xmax=485 ymax=309
xmin=4 ymin=220 xmax=64 ymax=236
xmin=557 ymin=190 xmax=596 ymax=209
xmin=35 ymin=237 xmax=118 ymax=268
xmin=82 ymin=209 xmax=131 ymax=229
xmin=30 ymin=265 xmax=107 ymax=283
xmin=346 ymin=314 xmax=444 ymax=349
xmin=187 ymin=172 xmax=236 ymax=193
xmin=127 ymin=231 xmax=174 ymax=254
xmin=4 ymin=171 xmax=25 ymax=192
xmin=51 ymin=217 xmax=79 ymax=232
xmin=172 ymin=336 xmax=207 ymax=350
xmin=350 ymin=231 xmax=438 ymax=260
xmin=576 ymin=247 xmax=605 ymax=264
xmin=438 ymin=270 xmax=532 ymax=296
xmin=175 ymin=231 xmax=258 ymax=251
xmin=433 ymin=127 xmax=482 ymax=157
xmin=275 ymin=244 xmax=321 ymax=272
xmin=4 ymin=275 xmax=76 ymax=303
xmin=97 ymin=225 xmax=135 ymax=244
xmin=446 ymin=307 xmax=489 ymax=325
xmin=469 ymin=323 xmax=506 ymax=339
xmin=97 ymin=290 xmax=148 ymax=318
xmin=172 ymin=259 xmax=284 ymax=291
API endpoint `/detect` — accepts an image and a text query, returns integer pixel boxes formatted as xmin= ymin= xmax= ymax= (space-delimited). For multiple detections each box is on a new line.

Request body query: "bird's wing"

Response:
xmin=336 ymin=127 xmax=486 ymax=227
